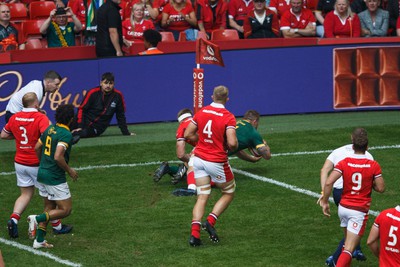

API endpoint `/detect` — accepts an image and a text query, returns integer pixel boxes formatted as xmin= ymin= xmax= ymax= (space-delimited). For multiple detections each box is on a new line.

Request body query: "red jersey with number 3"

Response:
xmin=176 ymin=117 xmax=197 ymax=147
xmin=334 ymin=154 xmax=382 ymax=213
xmin=373 ymin=206 xmax=400 ymax=267
xmin=191 ymin=102 xmax=236 ymax=162
xmin=2 ymin=109 xmax=50 ymax=166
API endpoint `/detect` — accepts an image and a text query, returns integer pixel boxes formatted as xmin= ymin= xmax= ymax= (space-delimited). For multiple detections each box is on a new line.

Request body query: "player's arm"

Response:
xmin=317 ymin=159 xmax=334 ymax=205
xmin=54 ymin=144 xmax=78 ymax=181
xmin=366 ymin=223 xmax=380 ymax=257
xmin=226 ymin=128 xmax=238 ymax=151
xmin=34 ymin=140 xmax=43 ymax=161
xmin=176 ymin=140 xmax=190 ymax=163
xmin=184 ymin=122 xmax=198 ymax=144
xmin=257 ymin=140 xmax=271 ymax=160
xmin=321 ymin=170 xmax=341 ymax=217
xmin=373 ymin=176 xmax=385 ymax=193
xmin=0 ymin=129 xmax=14 ymax=140
xmin=235 ymin=150 xmax=261 ymax=163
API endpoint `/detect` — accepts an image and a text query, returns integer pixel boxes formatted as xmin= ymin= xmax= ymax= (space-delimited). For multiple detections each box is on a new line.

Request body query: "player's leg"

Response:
xmin=327 ymin=187 xmax=344 ymax=266
xmin=203 ymin=161 xmax=235 ymax=243
xmin=8 ymin=164 xmax=37 ymax=238
xmin=172 ymin=159 xmax=196 ymax=196
xmin=153 ymin=162 xmax=171 ymax=182
xmin=337 ymin=230 xmax=362 ymax=267
xmin=190 ymin=176 xmax=211 ymax=246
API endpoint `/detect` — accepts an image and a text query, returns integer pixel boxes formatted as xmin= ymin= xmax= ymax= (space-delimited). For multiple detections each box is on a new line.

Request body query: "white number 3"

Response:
xmin=19 ymin=126 xmax=28 ymax=145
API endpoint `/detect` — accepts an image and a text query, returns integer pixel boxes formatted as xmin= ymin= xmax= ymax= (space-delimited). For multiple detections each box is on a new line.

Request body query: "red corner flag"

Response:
xmin=195 ymin=38 xmax=224 ymax=67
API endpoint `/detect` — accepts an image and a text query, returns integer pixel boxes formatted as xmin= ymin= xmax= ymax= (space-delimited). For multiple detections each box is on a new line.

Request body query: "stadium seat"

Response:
xmin=7 ymin=3 xmax=28 ymax=23
xmin=211 ymin=29 xmax=239 ymax=41
xmin=29 ymin=1 xmax=56 ymax=20
xmin=160 ymin=31 xmax=175 ymax=42
xmin=25 ymin=38 xmax=43 ymax=49
xmin=21 ymin=19 xmax=45 ymax=42
xmin=179 ymin=31 xmax=209 ymax=41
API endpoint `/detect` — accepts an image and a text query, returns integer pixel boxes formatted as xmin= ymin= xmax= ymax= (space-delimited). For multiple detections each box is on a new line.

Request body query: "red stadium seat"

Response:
xmin=179 ymin=31 xmax=209 ymax=41
xmin=25 ymin=38 xmax=43 ymax=49
xmin=21 ymin=19 xmax=46 ymax=42
xmin=211 ymin=29 xmax=239 ymax=41
xmin=29 ymin=1 xmax=56 ymax=20
xmin=160 ymin=31 xmax=175 ymax=42
xmin=7 ymin=3 xmax=28 ymax=23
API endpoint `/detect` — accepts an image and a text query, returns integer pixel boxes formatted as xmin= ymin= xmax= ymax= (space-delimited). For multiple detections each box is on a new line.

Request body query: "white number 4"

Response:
xmin=203 ymin=120 xmax=213 ymax=138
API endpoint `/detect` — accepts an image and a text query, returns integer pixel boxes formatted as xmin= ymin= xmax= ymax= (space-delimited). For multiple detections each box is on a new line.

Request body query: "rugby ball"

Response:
xmin=248 ymin=147 xmax=261 ymax=157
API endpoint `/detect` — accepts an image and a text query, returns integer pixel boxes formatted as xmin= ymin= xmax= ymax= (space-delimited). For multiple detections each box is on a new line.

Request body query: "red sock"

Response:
xmin=191 ymin=221 xmax=201 ymax=239
xmin=186 ymin=170 xmax=195 ymax=187
xmin=336 ymin=250 xmax=352 ymax=267
xmin=10 ymin=213 xmax=20 ymax=223
xmin=207 ymin=213 xmax=218 ymax=227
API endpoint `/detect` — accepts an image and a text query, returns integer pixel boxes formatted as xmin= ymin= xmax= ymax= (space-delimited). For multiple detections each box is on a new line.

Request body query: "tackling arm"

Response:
xmin=176 ymin=140 xmax=190 ymax=163
xmin=184 ymin=122 xmax=198 ymax=144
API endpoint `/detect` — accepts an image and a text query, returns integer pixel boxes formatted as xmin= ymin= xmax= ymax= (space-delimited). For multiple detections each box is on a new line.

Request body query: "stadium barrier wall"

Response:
xmin=0 ymin=38 xmax=399 ymax=129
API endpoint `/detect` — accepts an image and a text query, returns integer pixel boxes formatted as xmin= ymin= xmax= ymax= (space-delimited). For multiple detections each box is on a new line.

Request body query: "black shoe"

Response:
xmin=353 ymin=250 xmax=367 ymax=261
xmin=202 ymin=221 xmax=219 ymax=243
xmin=53 ymin=224 xmax=73 ymax=235
xmin=189 ymin=235 xmax=202 ymax=247
xmin=172 ymin=188 xmax=196 ymax=196
xmin=171 ymin=164 xmax=187 ymax=185
xmin=153 ymin=162 xmax=169 ymax=182
xmin=72 ymin=132 xmax=81 ymax=145
xmin=7 ymin=219 xmax=18 ymax=238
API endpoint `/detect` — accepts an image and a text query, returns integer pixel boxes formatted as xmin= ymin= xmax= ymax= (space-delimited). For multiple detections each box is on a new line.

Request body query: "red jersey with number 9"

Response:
xmin=3 ymin=109 xmax=50 ymax=166
xmin=334 ymin=154 xmax=382 ymax=213
xmin=191 ymin=102 xmax=236 ymax=163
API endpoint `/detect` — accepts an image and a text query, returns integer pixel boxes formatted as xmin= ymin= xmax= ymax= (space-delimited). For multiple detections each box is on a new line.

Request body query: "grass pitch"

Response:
xmin=0 ymin=110 xmax=399 ymax=266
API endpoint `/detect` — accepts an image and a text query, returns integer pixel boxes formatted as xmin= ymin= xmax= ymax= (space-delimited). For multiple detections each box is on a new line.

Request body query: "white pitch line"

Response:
xmin=0 ymin=238 xmax=82 ymax=267
xmin=232 ymin=168 xmax=380 ymax=217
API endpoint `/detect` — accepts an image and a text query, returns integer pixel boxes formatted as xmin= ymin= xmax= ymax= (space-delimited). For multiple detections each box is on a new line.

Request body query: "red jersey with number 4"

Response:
xmin=191 ymin=102 xmax=236 ymax=162
xmin=334 ymin=154 xmax=382 ymax=213
xmin=3 ymin=109 xmax=50 ymax=166
xmin=176 ymin=117 xmax=197 ymax=147
xmin=373 ymin=206 xmax=400 ymax=267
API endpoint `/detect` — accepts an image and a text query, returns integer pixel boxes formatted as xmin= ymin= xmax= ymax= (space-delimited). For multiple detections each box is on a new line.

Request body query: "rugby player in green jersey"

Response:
xmin=28 ymin=104 xmax=78 ymax=249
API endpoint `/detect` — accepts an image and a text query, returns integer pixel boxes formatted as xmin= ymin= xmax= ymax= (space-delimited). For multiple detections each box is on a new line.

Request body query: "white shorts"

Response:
xmin=37 ymin=182 xmax=71 ymax=201
xmin=338 ymin=204 xmax=369 ymax=236
xmin=15 ymin=162 xmax=38 ymax=187
xmin=192 ymin=156 xmax=234 ymax=184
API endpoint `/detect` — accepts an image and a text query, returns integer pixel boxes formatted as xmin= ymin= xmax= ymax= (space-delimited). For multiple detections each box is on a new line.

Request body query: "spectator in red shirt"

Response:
xmin=228 ymin=0 xmax=254 ymax=38
xmin=122 ymin=3 xmax=155 ymax=48
xmin=197 ymin=0 xmax=228 ymax=38
xmin=324 ymin=0 xmax=361 ymax=37
xmin=280 ymin=0 xmax=316 ymax=37
xmin=161 ymin=0 xmax=197 ymax=40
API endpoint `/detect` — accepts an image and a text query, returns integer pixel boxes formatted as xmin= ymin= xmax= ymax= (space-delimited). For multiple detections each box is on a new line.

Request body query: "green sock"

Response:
xmin=36 ymin=226 xmax=46 ymax=243
xmin=36 ymin=212 xmax=49 ymax=223
xmin=169 ymin=166 xmax=178 ymax=175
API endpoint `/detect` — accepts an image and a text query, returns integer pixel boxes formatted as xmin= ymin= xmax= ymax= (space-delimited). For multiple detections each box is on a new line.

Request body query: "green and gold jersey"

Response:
xmin=37 ymin=123 xmax=72 ymax=185
xmin=228 ymin=119 xmax=265 ymax=155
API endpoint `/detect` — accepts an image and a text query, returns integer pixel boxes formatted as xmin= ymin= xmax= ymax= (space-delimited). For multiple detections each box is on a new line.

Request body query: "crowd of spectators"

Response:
xmin=1 ymin=0 xmax=400 ymax=55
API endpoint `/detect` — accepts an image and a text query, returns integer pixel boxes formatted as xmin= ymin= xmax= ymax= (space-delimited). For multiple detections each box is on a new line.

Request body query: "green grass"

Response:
xmin=0 ymin=110 xmax=399 ymax=266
